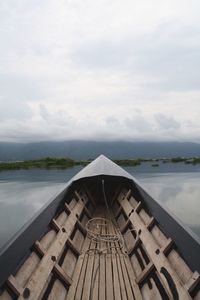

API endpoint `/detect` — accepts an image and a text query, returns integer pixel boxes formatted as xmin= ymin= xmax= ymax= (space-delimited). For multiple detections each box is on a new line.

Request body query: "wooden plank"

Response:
xmin=73 ymin=250 xmax=89 ymax=299
xmin=161 ymin=238 xmax=174 ymax=255
xmin=99 ymin=217 xmax=107 ymax=300
xmin=129 ymin=196 xmax=138 ymax=209
xmin=18 ymin=200 xmax=85 ymax=300
xmin=99 ymin=253 xmax=106 ymax=300
xmin=68 ymin=198 xmax=77 ymax=210
xmin=135 ymin=262 xmax=155 ymax=284
xmin=0 ymin=290 xmax=13 ymax=300
xmin=113 ymin=224 xmax=129 ymax=300
xmin=55 ymin=211 xmax=68 ymax=226
xmin=116 ymin=254 xmax=128 ymax=300
xmin=64 ymin=203 xmax=71 ymax=215
xmin=185 ymin=271 xmax=200 ymax=294
xmin=34 ymin=241 xmax=46 ymax=258
xmin=110 ymin=222 xmax=121 ymax=300
xmin=115 ymin=206 xmax=123 ymax=219
xmin=61 ymin=249 xmax=77 ymax=278
xmin=48 ymin=280 xmax=67 ymax=300
xmin=146 ymin=217 xmax=156 ymax=230
xmin=125 ymin=189 xmax=132 ymax=200
xmin=130 ymin=253 xmax=143 ymax=277
xmin=15 ymin=252 xmax=41 ymax=288
xmin=66 ymin=237 xmax=91 ymax=300
xmin=81 ymin=239 xmax=96 ymax=300
xmin=128 ymin=238 xmax=141 ymax=256
xmin=90 ymin=253 xmax=100 ymax=300
xmin=135 ymin=201 xmax=142 ymax=213
xmin=123 ymin=255 xmax=143 ymax=300
xmin=141 ymin=278 xmax=163 ymax=300
xmin=121 ymin=219 xmax=131 ymax=234
xmin=83 ymin=206 xmax=92 ymax=219
xmin=66 ymin=238 xmax=81 ymax=257
xmin=48 ymin=250 xmax=77 ymax=299
xmin=120 ymin=196 xmax=193 ymax=299
xmin=6 ymin=275 xmax=23 ymax=297
xmin=51 ymin=218 xmax=61 ymax=233
xmin=76 ymin=219 xmax=87 ymax=236
xmin=53 ymin=263 xmax=72 ymax=287
xmin=167 ymin=249 xmax=193 ymax=284
xmin=104 ymin=217 xmax=114 ymax=300
xmin=120 ymin=255 xmax=136 ymax=299
xmin=105 ymin=253 xmax=114 ymax=299
xmin=39 ymin=230 xmax=57 ymax=251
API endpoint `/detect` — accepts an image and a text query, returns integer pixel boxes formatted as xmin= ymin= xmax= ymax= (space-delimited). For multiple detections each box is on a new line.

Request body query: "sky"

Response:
xmin=0 ymin=0 xmax=200 ymax=143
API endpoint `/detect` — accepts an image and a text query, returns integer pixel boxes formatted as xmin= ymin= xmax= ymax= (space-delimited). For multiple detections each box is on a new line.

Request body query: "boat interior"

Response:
xmin=0 ymin=176 xmax=200 ymax=300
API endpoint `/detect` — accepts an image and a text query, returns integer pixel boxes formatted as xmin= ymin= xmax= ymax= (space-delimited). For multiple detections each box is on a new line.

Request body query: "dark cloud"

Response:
xmin=154 ymin=114 xmax=180 ymax=130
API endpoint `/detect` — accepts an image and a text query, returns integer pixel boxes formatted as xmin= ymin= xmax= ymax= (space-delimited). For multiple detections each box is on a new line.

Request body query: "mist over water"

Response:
xmin=0 ymin=163 xmax=200 ymax=249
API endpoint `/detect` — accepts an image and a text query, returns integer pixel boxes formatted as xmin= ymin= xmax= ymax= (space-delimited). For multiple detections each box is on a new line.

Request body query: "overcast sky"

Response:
xmin=0 ymin=0 xmax=200 ymax=142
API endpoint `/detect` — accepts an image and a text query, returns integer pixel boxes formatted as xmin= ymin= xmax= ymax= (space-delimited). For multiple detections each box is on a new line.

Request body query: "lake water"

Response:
xmin=0 ymin=162 xmax=200 ymax=249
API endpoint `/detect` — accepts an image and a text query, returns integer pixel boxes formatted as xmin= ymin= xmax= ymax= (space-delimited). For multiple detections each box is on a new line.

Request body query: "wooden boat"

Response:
xmin=0 ymin=155 xmax=200 ymax=299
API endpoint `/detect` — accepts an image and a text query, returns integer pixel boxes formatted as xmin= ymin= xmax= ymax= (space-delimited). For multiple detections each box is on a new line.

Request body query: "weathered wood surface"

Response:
xmin=116 ymin=189 xmax=196 ymax=300
xmin=1 ymin=186 xmax=200 ymax=300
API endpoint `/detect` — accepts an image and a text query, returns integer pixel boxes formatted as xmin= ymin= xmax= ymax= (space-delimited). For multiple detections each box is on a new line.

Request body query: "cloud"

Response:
xmin=0 ymin=0 xmax=200 ymax=142
xmin=125 ymin=115 xmax=153 ymax=133
xmin=154 ymin=114 xmax=180 ymax=130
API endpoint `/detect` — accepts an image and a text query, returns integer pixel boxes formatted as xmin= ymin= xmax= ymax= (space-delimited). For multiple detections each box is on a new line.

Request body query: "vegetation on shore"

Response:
xmin=0 ymin=156 xmax=200 ymax=171
xmin=0 ymin=157 xmax=90 ymax=171
xmin=113 ymin=159 xmax=141 ymax=166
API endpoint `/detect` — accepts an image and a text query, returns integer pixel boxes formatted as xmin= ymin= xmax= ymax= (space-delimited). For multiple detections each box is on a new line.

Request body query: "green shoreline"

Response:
xmin=0 ymin=156 xmax=200 ymax=171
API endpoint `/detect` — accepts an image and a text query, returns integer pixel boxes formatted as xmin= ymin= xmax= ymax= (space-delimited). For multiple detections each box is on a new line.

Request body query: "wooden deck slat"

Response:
xmin=119 ymin=196 xmax=193 ymax=300
xmin=105 ymin=254 xmax=114 ymax=299
xmin=120 ymin=254 xmax=136 ymax=299
xmin=113 ymin=225 xmax=129 ymax=300
xmin=123 ymin=255 xmax=143 ymax=300
xmin=104 ymin=216 xmax=114 ymax=300
xmin=99 ymin=253 xmax=106 ymax=300
xmin=90 ymin=253 xmax=100 ymax=300
xmin=110 ymin=222 xmax=122 ymax=300
xmin=116 ymin=254 xmax=128 ymax=300
xmin=66 ymin=237 xmax=91 ymax=300
xmin=81 ymin=240 xmax=96 ymax=300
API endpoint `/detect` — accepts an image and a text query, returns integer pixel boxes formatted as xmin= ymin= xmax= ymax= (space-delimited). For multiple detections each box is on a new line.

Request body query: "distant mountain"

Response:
xmin=0 ymin=140 xmax=200 ymax=161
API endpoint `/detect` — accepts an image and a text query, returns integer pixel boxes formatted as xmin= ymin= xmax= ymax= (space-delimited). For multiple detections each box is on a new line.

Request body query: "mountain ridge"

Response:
xmin=0 ymin=140 xmax=200 ymax=161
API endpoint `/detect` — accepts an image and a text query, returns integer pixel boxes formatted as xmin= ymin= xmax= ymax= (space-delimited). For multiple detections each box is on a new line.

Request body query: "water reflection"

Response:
xmin=0 ymin=167 xmax=199 ymax=249
xmin=0 ymin=167 xmax=83 ymax=249
xmin=133 ymin=172 xmax=200 ymax=238
xmin=0 ymin=181 xmax=66 ymax=249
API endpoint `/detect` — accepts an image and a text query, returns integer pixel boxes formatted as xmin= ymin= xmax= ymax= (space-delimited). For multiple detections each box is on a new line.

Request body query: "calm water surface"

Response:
xmin=0 ymin=162 xmax=200 ymax=249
